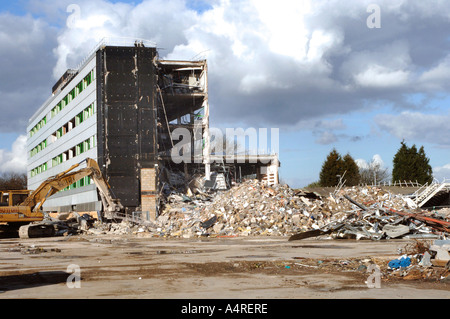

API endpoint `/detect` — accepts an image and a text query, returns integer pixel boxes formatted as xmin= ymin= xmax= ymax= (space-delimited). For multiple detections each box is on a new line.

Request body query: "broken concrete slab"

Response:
xmin=382 ymin=224 xmax=410 ymax=238
xmin=429 ymin=240 xmax=450 ymax=267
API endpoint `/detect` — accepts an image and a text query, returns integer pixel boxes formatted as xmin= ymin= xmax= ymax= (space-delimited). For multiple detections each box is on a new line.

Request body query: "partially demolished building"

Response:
xmin=27 ymin=39 xmax=279 ymax=219
xmin=27 ymin=40 xmax=210 ymax=219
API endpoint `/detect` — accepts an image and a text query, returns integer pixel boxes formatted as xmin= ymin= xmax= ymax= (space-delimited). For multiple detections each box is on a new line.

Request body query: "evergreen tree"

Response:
xmin=342 ymin=153 xmax=361 ymax=186
xmin=319 ymin=149 xmax=344 ymax=187
xmin=392 ymin=141 xmax=433 ymax=184
xmin=416 ymin=146 xmax=433 ymax=184
xmin=392 ymin=141 xmax=409 ymax=182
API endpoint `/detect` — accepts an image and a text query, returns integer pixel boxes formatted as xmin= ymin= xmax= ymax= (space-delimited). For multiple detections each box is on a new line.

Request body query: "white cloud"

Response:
xmin=0 ymin=12 xmax=57 ymax=132
xmin=372 ymin=154 xmax=385 ymax=168
xmin=52 ymin=0 xmax=196 ymax=78
xmin=433 ymin=163 xmax=450 ymax=182
xmin=339 ymin=40 xmax=412 ymax=89
xmin=249 ymin=0 xmax=312 ymax=61
xmin=354 ymin=65 xmax=410 ymax=88
xmin=0 ymin=135 xmax=27 ymax=174
xmin=3 ymin=0 xmax=450 ymax=144
xmin=419 ymin=54 xmax=450 ymax=91
xmin=315 ymin=131 xmax=338 ymax=145
xmin=355 ymin=158 xmax=369 ymax=170
xmin=375 ymin=111 xmax=450 ymax=146
xmin=165 ymin=0 xmax=450 ymax=128
xmin=356 ymin=154 xmax=386 ymax=170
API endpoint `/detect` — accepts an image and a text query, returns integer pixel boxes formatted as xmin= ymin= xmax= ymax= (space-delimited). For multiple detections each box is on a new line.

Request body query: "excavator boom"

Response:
xmin=0 ymin=158 xmax=123 ymax=238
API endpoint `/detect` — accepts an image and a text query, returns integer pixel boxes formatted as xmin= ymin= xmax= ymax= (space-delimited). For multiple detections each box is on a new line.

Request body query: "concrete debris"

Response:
xmin=83 ymin=180 xmax=450 ymax=240
xmin=380 ymin=239 xmax=450 ymax=282
xmin=382 ymin=224 xmax=411 ymax=239
xmin=31 ymin=212 xmax=98 ymax=237
xmin=429 ymin=240 xmax=450 ymax=267
xmin=86 ymin=220 xmax=135 ymax=235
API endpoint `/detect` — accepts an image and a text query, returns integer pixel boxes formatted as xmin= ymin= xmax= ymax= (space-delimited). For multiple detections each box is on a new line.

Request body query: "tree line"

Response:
xmin=311 ymin=141 xmax=433 ymax=187
xmin=0 ymin=172 xmax=27 ymax=191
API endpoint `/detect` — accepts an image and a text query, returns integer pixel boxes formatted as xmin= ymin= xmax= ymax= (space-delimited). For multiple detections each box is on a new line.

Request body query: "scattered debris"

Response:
xmin=33 ymin=179 xmax=450 ymax=241
xmin=429 ymin=240 xmax=450 ymax=267
xmin=7 ymin=243 xmax=62 ymax=255
xmin=388 ymin=256 xmax=411 ymax=269
xmin=375 ymin=239 xmax=450 ymax=282
xmin=287 ymin=240 xmax=450 ymax=282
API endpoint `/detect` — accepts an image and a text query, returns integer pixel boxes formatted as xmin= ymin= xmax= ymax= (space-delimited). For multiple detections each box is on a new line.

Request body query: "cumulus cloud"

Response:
xmin=375 ymin=111 xmax=450 ymax=146
xmin=2 ymin=0 xmax=450 ymax=177
xmin=51 ymin=0 xmax=198 ymax=78
xmin=341 ymin=40 xmax=412 ymax=89
xmin=0 ymin=135 xmax=27 ymax=174
xmin=0 ymin=12 xmax=57 ymax=133
xmin=45 ymin=0 xmax=450 ymax=130
xmin=433 ymin=163 xmax=450 ymax=181
xmin=356 ymin=154 xmax=386 ymax=170
xmin=2 ymin=0 xmax=450 ymax=135
xmin=165 ymin=0 xmax=450 ymax=129
xmin=418 ymin=54 xmax=450 ymax=91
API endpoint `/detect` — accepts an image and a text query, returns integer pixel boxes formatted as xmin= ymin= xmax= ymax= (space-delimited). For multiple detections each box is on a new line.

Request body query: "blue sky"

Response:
xmin=1 ymin=0 xmax=450 ymax=187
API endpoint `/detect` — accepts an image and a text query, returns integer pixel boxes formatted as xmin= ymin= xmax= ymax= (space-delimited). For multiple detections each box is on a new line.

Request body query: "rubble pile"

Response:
xmin=161 ymin=180 xmax=313 ymax=237
xmin=139 ymin=180 xmax=450 ymax=239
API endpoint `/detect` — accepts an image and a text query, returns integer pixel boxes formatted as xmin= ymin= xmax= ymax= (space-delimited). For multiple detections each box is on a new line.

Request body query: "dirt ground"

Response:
xmin=0 ymin=233 xmax=449 ymax=299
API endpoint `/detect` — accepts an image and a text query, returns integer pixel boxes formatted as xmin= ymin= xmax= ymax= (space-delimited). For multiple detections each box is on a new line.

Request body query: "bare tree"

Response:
xmin=0 ymin=172 xmax=27 ymax=190
xmin=359 ymin=159 xmax=390 ymax=185
xmin=210 ymin=132 xmax=243 ymax=155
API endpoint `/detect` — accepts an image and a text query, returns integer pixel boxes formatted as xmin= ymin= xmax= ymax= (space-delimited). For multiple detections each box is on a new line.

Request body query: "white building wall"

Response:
xmin=26 ymin=55 xmax=100 ymax=212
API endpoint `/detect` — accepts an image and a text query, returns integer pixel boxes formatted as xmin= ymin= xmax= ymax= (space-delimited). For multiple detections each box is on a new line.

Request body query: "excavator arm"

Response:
xmin=17 ymin=158 xmax=123 ymax=238
xmin=85 ymin=158 xmax=124 ymax=218
xmin=20 ymin=158 xmax=123 ymax=215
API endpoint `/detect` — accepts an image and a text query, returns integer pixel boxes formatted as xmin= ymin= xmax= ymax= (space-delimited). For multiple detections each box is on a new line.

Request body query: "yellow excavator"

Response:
xmin=0 ymin=158 xmax=123 ymax=238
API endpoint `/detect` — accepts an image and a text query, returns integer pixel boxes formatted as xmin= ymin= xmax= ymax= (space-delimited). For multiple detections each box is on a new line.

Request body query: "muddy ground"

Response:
xmin=0 ymin=234 xmax=449 ymax=300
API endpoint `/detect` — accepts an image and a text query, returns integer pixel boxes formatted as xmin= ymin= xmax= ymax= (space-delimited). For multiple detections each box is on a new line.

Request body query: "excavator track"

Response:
xmin=19 ymin=223 xmax=55 ymax=239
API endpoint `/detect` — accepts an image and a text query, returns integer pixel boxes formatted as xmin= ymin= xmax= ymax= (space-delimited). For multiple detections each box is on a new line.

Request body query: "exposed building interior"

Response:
xmin=27 ymin=40 xmax=279 ymax=221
